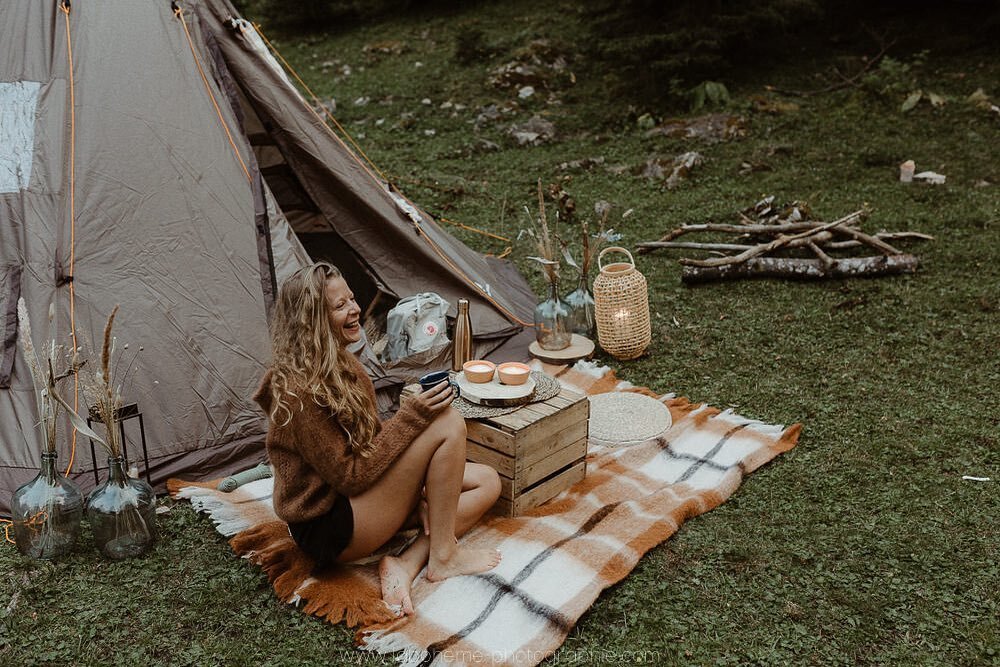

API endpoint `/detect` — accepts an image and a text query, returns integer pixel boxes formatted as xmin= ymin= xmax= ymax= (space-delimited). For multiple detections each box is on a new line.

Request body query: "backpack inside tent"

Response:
xmin=0 ymin=0 xmax=536 ymax=515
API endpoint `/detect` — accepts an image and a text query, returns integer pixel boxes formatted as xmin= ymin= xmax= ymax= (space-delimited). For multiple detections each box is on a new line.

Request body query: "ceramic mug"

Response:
xmin=417 ymin=370 xmax=461 ymax=399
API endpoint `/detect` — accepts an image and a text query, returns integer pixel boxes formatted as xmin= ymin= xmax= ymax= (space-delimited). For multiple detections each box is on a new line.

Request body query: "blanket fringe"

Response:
xmin=714 ymin=408 xmax=790 ymax=437
xmin=166 ymin=477 xmax=218 ymax=496
xmin=298 ymin=575 xmax=397 ymax=627
xmin=231 ymin=522 xmax=397 ymax=627
xmin=571 ymin=360 xmax=608 ymax=378
xmin=359 ymin=629 xmax=432 ymax=667
xmin=170 ymin=485 xmax=256 ymax=536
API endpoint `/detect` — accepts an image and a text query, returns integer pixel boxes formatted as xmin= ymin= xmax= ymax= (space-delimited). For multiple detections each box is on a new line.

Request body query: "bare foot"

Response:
xmin=379 ymin=556 xmax=415 ymax=616
xmin=425 ymin=547 xmax=502 ymax=582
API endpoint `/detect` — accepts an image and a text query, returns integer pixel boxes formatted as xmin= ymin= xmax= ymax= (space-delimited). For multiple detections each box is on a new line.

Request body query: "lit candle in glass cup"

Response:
xmin=612 ymin=308 xmax=631 ymax=335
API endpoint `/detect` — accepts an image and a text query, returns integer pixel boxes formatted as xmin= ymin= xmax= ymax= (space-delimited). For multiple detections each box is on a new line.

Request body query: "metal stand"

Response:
xmin=87 ymin=403 xmax=151 ymax=485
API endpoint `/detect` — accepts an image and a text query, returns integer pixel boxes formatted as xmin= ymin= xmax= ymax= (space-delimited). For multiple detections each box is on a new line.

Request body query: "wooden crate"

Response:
xmin=403 ymin=384 xmax=590 ymax=516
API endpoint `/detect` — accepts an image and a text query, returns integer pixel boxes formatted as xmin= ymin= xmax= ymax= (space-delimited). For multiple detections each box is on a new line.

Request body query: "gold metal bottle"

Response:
xmin=452 ymin=298 xmax=472 ymax=371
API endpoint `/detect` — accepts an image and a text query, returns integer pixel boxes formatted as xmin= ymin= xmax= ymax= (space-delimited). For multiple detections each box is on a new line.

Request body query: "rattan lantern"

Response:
xmin=593 ymin=247 xmax=651 ymax=360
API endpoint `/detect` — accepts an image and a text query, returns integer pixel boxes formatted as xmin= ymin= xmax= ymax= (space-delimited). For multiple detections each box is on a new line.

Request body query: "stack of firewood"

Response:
xmin=637 ymin=197 xmax=932 ymax=284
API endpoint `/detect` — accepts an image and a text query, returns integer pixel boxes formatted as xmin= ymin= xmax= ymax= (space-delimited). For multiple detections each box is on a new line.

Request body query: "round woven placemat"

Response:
xmin=451 ymin=371 xmax=560 ymax=419
xmin=588 ymin=392 xmax=672 ymax=447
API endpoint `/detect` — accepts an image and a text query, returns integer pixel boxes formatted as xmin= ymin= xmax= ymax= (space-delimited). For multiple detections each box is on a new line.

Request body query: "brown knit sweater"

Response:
xmin=252 ymin=355 xmax=436 ymax=524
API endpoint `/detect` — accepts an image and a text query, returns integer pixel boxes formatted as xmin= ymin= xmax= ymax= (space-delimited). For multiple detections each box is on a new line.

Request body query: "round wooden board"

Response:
xmin=528 ymin=334 xmax=595 ymax=364
xmin=455 ymin=371 xmax=536 ymax=407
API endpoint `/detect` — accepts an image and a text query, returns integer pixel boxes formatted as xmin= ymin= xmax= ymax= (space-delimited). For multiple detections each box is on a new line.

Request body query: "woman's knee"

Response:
xmin=421 ymin=406 xmax=463 ymax=439
xmin=431 ymin=406 xmax=466 ymax=442
xmin=444 ymin=406 xmax=467 ymax=436
xmin=468 ymin=462 xmax=501 ymax=500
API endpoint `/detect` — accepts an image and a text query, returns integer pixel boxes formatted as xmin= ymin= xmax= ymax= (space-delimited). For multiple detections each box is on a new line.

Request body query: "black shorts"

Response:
xmin=287 ymin=494 xmax=354 ymax=571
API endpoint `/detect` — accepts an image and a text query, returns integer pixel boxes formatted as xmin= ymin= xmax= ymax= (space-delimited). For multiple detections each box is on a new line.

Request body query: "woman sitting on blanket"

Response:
xmin=254 ymin=262 xmax=502 ymax=616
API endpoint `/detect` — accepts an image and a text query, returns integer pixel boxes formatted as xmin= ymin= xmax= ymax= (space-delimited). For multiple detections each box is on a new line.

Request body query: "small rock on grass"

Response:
xmin=508 ymin=116 xmax=556 ymax=146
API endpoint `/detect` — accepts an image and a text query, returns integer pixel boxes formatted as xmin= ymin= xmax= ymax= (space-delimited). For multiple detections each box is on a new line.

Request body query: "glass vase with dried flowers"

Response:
xmin=524 ymin=180 xmax=571 ymax=351
xmin=58 ymin=306 xmax=157 ymax=560
xmin=6 ymin=299 xmax=85 ymax=560
xmin=555 ymin=190 xmax=628 ymax=338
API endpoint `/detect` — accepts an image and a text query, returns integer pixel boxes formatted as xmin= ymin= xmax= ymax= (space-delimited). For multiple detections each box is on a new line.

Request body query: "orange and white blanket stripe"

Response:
xmin=168 ymin=361 xmax=799 ymax=666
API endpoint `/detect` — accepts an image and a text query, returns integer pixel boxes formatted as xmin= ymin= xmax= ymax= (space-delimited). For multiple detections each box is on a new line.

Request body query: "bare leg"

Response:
xmin=342 ymin=408 xmax=501 ymax=613
xmin=380 ymin=463 xmax=501 ymax=611
xmin=421 ymin=424 xmax=502 ymax=582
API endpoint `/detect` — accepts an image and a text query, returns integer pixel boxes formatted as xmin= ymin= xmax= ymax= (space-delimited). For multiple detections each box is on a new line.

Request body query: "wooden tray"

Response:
xmin=455 ymin=371 xmax=536 ymax=407
xmin=528 ymin=334 xmax=595 ymax=364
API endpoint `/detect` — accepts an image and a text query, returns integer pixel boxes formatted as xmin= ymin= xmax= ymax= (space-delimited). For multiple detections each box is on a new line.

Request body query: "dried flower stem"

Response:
xmin=17 ymin=298 xmax=63 ymax=453
xmin=85 ymin=306 xmax=126 ymax=458
xmin=101 ymin=305 xmax=119 ymax=384
xmin=531 ymin=179 xmax=559 ymax=285
xmin=553 ymin=186 xmax=615 ymax=283
xmin=15 ymin=299 xmax=43 ymax=392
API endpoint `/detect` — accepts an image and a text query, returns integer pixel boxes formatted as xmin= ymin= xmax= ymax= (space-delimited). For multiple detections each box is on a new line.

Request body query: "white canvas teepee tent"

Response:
xmin=0 ymin=0 xmax=535 ymax=514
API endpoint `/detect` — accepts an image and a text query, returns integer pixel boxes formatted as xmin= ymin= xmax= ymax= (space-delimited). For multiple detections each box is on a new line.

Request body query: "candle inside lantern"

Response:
xmin=613 ymin=308 xmax=631 ymax=327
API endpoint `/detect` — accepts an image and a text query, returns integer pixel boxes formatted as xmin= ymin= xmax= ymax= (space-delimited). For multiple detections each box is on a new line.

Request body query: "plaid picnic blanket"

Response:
xmin=169 ymin=361 xmax=799 ymax=666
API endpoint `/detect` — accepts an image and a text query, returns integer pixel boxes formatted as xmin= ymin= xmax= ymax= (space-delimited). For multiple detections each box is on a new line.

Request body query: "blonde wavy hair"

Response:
xmin=266 ymin=262 xmax=380 ymax=456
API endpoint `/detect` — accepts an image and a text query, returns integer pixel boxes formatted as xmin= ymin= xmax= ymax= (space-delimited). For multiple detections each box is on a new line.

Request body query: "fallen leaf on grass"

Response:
xmin=967 ymin=88 xmax=991 ymax=106
xmin=901 ymin=90 xmax=923 ymax=112
xmin=902 ymin=90 xmax=947 ymax=112
xmin=913 ymin=171 xmax=946 ymax=185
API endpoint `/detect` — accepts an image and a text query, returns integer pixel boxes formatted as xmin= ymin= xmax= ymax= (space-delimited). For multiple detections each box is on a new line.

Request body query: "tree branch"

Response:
xmin=677 ymin=217 xmax=850 ymax=268
xmin=639 ymin=210 xmax=865 ymax=251
xmin=682 ymin=254 xmax=920 ymax=284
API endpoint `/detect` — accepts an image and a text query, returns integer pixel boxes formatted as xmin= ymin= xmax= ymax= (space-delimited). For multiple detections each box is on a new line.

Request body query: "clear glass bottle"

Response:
xmin=10 ymin=451 xmax=84 ymax=560
xmin=87 ymin=456 xmax=157 ymax=560
xmin=451 ymin=298 xmax=473 ymax=371
xmin=563 ymin=271 xmax=596 ymax=337
xmin=533 ymin=280 xmax=572 ymax=351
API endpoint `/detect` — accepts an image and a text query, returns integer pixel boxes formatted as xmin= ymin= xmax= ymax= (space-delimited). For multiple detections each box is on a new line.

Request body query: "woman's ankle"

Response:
xmin=429 ymin=539 xmax=458 ymax=565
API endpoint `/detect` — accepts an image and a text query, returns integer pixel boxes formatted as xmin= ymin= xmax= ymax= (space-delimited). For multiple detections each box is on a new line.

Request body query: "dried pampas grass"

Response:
xmin=522 ymin=179 xmax=561 ymax=285
xmin=82 ymin=305 xmax=141 ymax=459
xmin=15 ymin=298 xmax=81 ymax=453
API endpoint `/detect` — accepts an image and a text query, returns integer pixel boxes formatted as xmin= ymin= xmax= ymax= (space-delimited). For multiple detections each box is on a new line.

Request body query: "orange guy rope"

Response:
xmin=439 ymin=217 xmax=512 ymax=243
xmin=1 ymin=519 xmax=15 ymax=544
xmin=60 ymin=1 xmax=80 ymax=475
xmin=413 ymin=225 xmax=533 ymax=327
xmin=252 ymin=23 xmax=390 ymax=185
xmin=175 ymin=4 xmax=252 ymax=183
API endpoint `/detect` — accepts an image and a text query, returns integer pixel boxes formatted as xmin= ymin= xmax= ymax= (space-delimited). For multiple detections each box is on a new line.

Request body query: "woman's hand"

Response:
xmin=411 ymin=380 xmax=454 ymax=415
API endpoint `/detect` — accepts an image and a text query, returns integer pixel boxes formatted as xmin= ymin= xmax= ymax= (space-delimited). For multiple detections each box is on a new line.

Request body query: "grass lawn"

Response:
xmin=2 ymin=2 xmax=997 ymax=665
